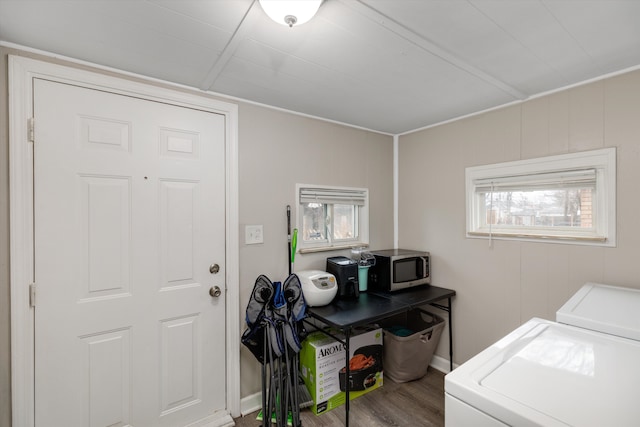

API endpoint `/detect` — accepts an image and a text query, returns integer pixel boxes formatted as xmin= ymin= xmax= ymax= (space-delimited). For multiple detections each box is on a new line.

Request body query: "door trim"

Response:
xmin=8 ymin=55 xmax=241 ymax=426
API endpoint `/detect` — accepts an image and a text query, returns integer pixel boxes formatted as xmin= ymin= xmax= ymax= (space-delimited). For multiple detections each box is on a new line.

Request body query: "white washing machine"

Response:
xmin=445 ymin=283 xmax=640 ymax=427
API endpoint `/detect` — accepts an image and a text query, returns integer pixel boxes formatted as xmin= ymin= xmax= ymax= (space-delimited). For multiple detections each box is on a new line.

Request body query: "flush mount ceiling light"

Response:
xmin=259 ymin=0 xmax=322 ymax=27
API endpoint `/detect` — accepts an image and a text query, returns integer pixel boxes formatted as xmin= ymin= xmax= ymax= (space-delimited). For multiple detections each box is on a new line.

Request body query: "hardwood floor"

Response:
xmin=233 ymin=367 xmax=445 ymax=427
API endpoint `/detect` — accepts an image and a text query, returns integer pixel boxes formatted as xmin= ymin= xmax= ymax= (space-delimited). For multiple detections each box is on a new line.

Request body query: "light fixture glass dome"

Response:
xmin=259 ymin=0 xmax=322 ymax=27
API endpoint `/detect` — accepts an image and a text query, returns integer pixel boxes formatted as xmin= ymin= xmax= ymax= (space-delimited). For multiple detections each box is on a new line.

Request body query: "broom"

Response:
xmin=287 ymin=205 xmax=313 ymax=410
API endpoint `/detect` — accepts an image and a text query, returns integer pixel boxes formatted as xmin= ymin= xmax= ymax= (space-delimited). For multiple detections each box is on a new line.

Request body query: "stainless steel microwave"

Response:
xmin=368 ymin=249 xmax=430 ymax=292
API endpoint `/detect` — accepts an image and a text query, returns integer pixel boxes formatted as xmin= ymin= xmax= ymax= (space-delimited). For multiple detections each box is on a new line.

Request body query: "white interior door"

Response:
xmin=33 ymin=78 xmax=227 ymax=427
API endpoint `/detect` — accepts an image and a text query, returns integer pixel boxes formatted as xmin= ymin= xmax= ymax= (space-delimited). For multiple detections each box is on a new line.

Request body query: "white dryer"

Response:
xmin=445 ymin=283 xmax=640 ymax=427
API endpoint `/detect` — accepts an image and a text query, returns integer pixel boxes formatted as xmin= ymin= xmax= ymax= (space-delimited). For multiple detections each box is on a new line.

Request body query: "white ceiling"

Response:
xmin=1 ymin=0 xmax=640 ymax=135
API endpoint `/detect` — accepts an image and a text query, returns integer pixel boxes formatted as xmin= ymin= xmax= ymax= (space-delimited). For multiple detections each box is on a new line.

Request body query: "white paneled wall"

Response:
xmin=398 ymin=69 xmax=640 ymax=364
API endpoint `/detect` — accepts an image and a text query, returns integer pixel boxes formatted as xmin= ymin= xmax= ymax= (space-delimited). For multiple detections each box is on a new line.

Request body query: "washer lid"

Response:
xmin=445 ymin=318 xmax=640 ymax=427
xmin=557 ymin=282 xmax=640 ymax=340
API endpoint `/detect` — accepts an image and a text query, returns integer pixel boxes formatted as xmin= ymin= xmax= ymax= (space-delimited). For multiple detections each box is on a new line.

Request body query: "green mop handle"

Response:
xmin=291 ymin=228 xmax=298 ymax=266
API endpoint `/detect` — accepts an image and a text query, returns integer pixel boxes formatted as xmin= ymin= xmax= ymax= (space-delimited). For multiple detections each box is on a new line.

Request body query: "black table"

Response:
xmin=306 ymin=285 xmax=456 ymax=427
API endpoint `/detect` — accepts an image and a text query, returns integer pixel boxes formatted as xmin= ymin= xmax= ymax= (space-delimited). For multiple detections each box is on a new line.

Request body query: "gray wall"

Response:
xmin=397 ymin=70 xmax=640 ymax=365
xmin=237 ymin=102 xmax=394 ymax=396
xmin=0 ymin=47 xmax=394 ymax=423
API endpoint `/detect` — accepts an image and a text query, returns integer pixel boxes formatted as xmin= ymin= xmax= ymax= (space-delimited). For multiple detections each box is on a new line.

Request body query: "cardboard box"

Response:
xmin=299 ymin=326 xmax=383 ymax=415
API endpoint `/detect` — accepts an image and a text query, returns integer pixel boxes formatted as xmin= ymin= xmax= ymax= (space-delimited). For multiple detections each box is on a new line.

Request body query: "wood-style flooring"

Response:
xmin=233 ymin=367 xmax=445 ymax=427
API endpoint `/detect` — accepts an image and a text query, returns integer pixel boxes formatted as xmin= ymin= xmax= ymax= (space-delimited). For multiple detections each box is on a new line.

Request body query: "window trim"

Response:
xmin=465 ymin=148 xmax=616 ymax=246
xmin=296 ymin=184 xmax=369 ymax=253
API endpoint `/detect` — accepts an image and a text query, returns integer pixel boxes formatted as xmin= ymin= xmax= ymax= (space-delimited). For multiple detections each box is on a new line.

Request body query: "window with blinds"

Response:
xmin=465 ymin=148 xmax=616 ymax=246
xmin=296 ymin=184 xmax=369 ymax=252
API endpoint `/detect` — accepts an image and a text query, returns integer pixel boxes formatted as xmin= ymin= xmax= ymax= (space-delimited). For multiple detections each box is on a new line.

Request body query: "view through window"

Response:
xmin=484 ymin=188 xmax=593 ymax=230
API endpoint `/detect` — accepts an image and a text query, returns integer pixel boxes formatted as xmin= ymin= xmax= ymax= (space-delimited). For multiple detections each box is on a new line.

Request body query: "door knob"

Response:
xmin=209 ymin=286 xmax=222 ymax=298
xmin=209 ymin=263 xmax=220 ymax=274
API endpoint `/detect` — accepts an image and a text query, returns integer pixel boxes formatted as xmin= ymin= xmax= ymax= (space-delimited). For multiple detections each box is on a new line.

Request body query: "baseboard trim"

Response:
xmin=240 ymin=392 xmax=262 ymax=417
xmin=430 ymin=354 xmax=458 ymax=374
xmin=184 ymin=413 xmax=235 ymax=427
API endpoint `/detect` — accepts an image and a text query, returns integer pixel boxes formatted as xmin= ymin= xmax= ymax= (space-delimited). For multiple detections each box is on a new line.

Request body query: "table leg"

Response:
xmin=344 ymin=327 xmax=351 ymax=427
xmin=429 ymin=298 xmax=455 ymax=372
xmin=448 ymin=297 xmax=453 ymax=372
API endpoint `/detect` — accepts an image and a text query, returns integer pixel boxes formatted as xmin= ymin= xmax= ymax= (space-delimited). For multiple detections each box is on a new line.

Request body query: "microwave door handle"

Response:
xmin=415 ymin=257 xmax=423 ymax=277
xmin=421 ymin=257 xmax=427 ymax=277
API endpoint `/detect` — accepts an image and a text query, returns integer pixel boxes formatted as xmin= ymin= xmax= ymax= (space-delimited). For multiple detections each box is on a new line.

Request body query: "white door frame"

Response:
xmin=8 ymin=55 xmax=241 ymax=427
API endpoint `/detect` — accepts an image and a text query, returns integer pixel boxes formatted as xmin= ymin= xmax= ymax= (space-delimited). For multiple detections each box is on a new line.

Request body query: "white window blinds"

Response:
xmin=299 ymin=187 xmax=367 ymax=206
xmin=474 ymin=169 xmax=596 ymax=193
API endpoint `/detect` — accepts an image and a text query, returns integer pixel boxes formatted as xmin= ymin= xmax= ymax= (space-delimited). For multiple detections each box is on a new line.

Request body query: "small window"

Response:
xmin=296 ymin=184 xmax=369 ymax=252
xmin=466 ymin=148 xmax=616 ymax=246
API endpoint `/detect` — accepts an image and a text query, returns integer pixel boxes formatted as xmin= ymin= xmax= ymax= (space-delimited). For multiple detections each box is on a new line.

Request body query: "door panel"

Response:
xmin=81 ymin=328 xmax=131 ymax=427
xmin=160 ymin=180 xmax=198 ymax=288
xmin=33 ymin=78 xmax=226 ymax=426
xmin=160 ymin=315 xmax=199 ymax=414
xmin=80 ymin=175 xmax=131 ymax=299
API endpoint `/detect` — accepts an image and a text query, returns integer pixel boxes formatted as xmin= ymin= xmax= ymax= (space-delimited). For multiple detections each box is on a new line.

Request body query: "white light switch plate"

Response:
xmin=245 ymin=225 xmax=264 ymax=244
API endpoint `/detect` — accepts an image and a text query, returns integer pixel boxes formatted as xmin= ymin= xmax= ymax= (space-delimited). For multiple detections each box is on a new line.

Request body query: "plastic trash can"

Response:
xmin=379 ymin=309 xmax=444 ymax=383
